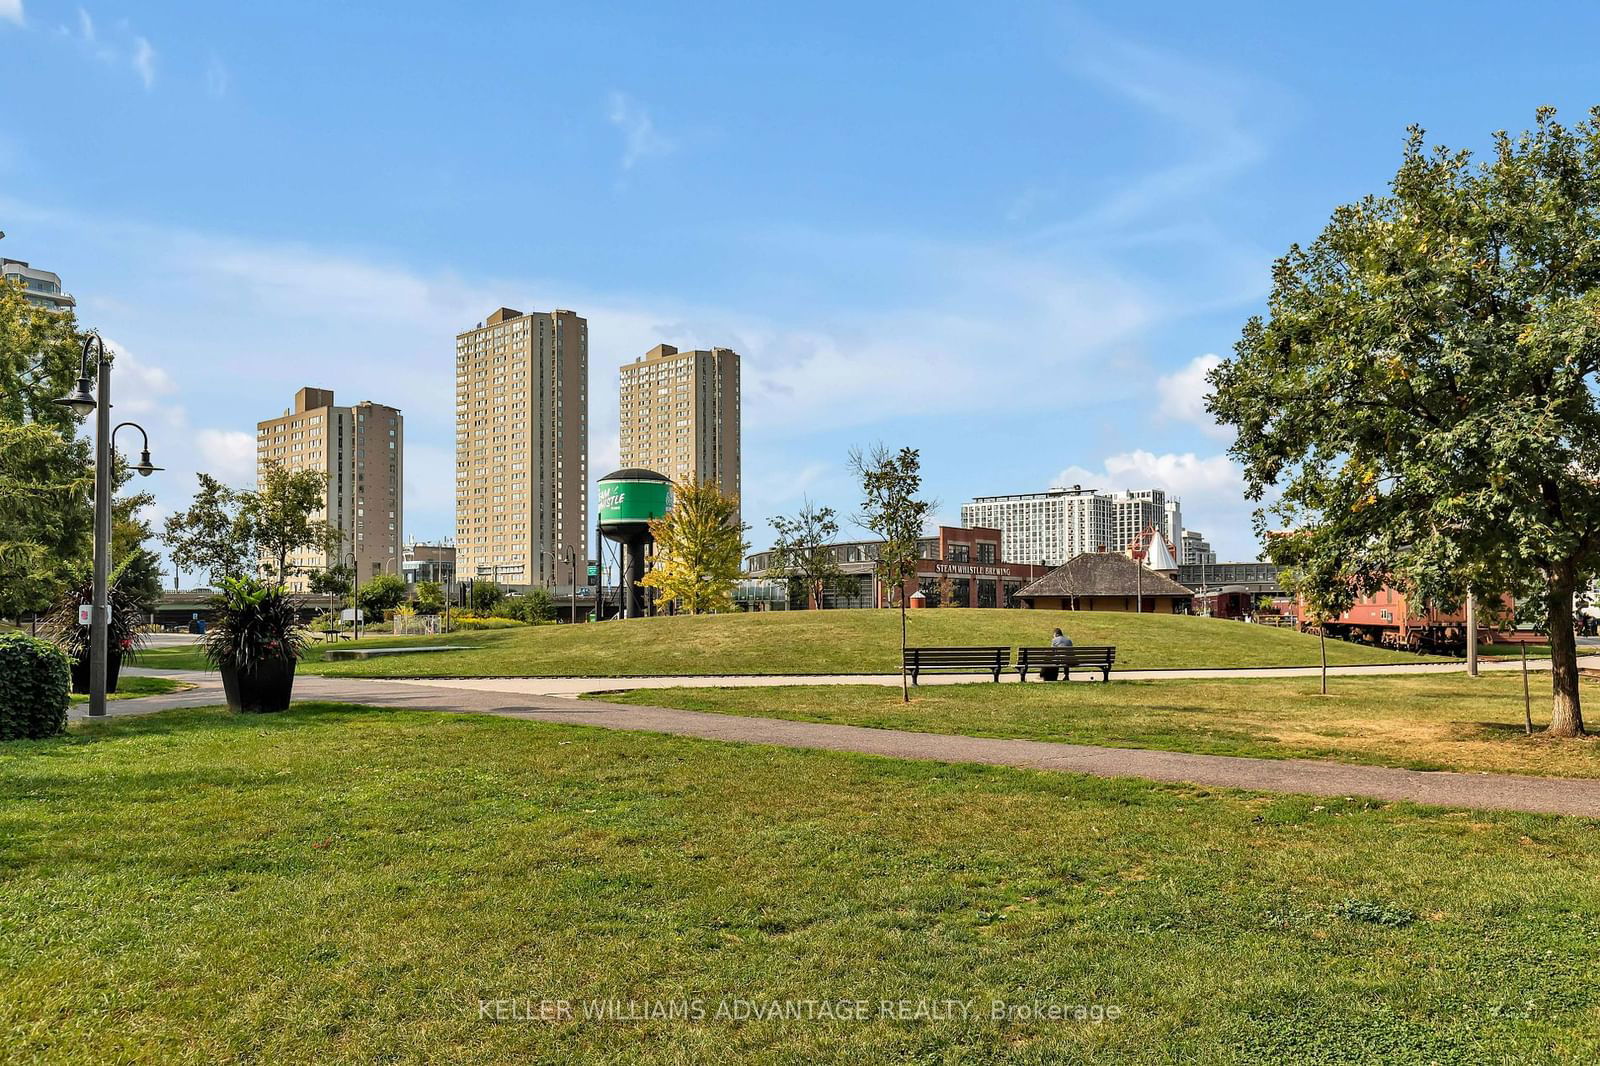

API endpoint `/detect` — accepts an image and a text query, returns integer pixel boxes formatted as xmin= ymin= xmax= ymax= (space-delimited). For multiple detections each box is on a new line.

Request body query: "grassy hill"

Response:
xmin=298 ymin=609 xmax=1451 ymax=678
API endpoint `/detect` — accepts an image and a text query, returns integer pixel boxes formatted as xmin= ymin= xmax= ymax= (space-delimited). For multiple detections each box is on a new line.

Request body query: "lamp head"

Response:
xmin=55 ymin=376 xmax=97 ymax=415
xmin=134 ymin=449 xmax=162 ymax=477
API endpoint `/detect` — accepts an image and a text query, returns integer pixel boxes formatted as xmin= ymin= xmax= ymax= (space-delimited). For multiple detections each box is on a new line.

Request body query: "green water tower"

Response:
xmin=597 ymin=469 xmax=672 ymax=618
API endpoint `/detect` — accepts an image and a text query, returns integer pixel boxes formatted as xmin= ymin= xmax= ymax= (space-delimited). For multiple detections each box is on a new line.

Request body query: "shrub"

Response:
xmin=453 ymin=616 xmax=526 ymax=631
xmin=39 ymin=559 xmax=150 ymax=665
xmin=202 ymin=576 xmax=308 ymax=672
xmin=493 ymin=588 xmax=555 ymax=624
xmin=0 ymin=632 xmax=71 ymax=740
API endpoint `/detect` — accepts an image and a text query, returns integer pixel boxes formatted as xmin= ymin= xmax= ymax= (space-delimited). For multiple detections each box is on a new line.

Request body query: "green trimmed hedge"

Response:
xmin=0 ymin=632 xmax=70 ymax=740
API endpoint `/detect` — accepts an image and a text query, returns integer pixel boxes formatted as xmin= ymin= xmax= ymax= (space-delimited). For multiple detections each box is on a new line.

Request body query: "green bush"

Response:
xmin=0 ymin=632 xmax=71 ymax=740
xmin=492 ymin=588 xmax=555 ymax=624
xmin=453 ymin=616 xmax=526 ymax=631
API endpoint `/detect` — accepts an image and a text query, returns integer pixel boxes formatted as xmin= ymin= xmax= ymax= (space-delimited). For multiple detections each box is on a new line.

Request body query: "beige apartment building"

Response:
xmin=256 ymin=387 xmax=404 ymax=592
xmin=618 ymin=343 xmax=741 ymax=516
xmin=454 ymin=307 xmax=588 ymax=590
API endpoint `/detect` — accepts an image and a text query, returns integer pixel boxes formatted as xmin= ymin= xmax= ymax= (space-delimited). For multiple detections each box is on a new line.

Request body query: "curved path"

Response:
xmin=91 ymin=664 xmax=1600 ymax=818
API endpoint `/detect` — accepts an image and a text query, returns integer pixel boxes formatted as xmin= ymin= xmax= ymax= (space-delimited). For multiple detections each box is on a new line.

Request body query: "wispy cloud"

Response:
xmin=131 ymin=34 xmax=155 ymax=89
xmin=607 ymin=91 xmax=675 ymax=171
xmin=0 ymin=0 xmax=23 ymax=28
xmin=205 ymin=53 xmax=229 ymax=99
xmin=62 ymin=7 xmax=157 ymax=89
xmin=1155 ymin=353 xmax=1230 ymax=440
xmin=1058 ymin=450 xmax=1253 ymax=551
xmin=1017 ymin=15 xmax=1284 ymax=245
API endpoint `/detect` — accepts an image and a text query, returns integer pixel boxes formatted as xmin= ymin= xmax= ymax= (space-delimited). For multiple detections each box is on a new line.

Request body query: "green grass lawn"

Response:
xmin=4 ymin=704 xmax=1600 ymax=1062
xmin=601 ymin=673 xmax=1600 ymax=778
xmin=273 ymin=610 xmax=1452 ymax=678
xmin=68 ymin=676 xmax=187 ymax=703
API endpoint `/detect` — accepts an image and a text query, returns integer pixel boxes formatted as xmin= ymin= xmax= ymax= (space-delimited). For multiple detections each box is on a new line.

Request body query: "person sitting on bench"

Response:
xmin=1050 ymin=628 xmax=1073 ymax=648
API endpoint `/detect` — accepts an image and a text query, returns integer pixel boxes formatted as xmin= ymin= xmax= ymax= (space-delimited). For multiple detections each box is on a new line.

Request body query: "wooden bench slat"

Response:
xmin=902 ymin=646 xmax=1009 ymax=684
xmin=1016 ymin=645 xmax=1116 ymax=682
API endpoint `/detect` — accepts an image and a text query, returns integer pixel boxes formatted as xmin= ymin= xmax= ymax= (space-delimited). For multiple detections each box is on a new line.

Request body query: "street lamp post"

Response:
xmin=54 ymin=334 xmax=161 ymax=718
xmin=343 ymin=551 xmax=360 ymax=640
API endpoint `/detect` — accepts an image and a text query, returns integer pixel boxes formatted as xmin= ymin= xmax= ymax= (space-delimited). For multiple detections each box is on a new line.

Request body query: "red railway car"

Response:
xmin=1300 ymin=586 xmax=1508 ymax=654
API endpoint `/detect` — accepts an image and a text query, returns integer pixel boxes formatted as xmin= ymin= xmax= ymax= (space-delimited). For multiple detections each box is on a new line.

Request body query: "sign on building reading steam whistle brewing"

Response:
xmin=598 ymin=478 xmax=672 ymax=527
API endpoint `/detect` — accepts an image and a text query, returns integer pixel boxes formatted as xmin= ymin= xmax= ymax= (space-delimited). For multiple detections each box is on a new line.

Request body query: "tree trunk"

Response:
xmin=899 ymin=577 xmax=909 ymax=704
xmin=1546 ymin=565 xmax=1585 ymax=737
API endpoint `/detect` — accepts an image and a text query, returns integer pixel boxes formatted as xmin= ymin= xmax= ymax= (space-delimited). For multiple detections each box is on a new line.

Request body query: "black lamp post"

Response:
xmin=54 ymin=334 xmax=160 ymax=718
xmin=343 ymin=550 xmax=360 ymax=640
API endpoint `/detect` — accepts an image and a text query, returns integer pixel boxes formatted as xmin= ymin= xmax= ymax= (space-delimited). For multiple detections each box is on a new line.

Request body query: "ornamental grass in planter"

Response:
xmin=40 ymin=560 xmax=150 ymax=695
xmin=203 ymin=577 xmax=308 ymax=713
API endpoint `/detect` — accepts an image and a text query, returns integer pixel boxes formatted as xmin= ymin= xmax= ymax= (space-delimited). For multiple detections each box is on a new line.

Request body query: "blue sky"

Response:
xmin=3 ymin=1 xmax=1596 ymax=572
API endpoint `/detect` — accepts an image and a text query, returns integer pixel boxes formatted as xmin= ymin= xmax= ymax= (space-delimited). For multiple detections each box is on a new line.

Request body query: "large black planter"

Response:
xmin=70 ymin=649 xmax=123 ymax=695
xmin=219 ymin=658 xmax=297 ymax=713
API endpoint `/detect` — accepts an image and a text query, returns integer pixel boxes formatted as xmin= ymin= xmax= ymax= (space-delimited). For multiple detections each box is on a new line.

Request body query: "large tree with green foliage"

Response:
xmin=1210 ymin=107 xmax=1600 ymax=737
xmin=245 ymin=461 xmax=339 ymax=584
xmin=0 ymin=277 xmax=93 ymax=617
xmin=639 ymin=479 xmax=748 ymax=614
xmin=850 ymin=444 xmax=934 ymax=702
xmin=766 ymin=499 xmax=843 ymax=610
xmin=163 ymin=461 xmax=338 ymax=586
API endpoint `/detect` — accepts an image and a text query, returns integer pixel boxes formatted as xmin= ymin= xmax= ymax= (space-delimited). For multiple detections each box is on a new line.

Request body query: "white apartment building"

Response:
xmin=1 ymin=257 xmax=74 ymax=311
xmin=961 ymin=485 xmax=1185 ymax=567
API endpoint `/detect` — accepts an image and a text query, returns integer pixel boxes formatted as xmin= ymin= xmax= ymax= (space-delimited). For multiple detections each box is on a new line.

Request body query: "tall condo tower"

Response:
xmin=618 ymin=343 xmax=741 ymax=520
xmin=454 ymin=307 xmax=589 ymax=591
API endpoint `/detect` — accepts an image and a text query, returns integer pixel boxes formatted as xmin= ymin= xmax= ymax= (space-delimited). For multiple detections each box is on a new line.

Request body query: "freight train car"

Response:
xmin=1300 ymin=587 xmax=1508 ymax=654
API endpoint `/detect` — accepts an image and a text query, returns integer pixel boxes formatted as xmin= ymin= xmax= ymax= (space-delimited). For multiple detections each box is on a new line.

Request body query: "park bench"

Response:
xmin=1016 ymin=645 xmax=1117 ymax=682
xmin=903 ymin=646 xmax=1010 ymax=684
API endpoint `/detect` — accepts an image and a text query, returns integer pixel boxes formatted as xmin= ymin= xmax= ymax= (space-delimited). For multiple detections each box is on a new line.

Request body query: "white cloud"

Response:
xmin=3 ymin=197 xmax=1198 ymax=558
xmin=64 ymin=7 xmax=155 ymax=89
xmin=193 ymin=429 xmax=256 ymax=484
xmin=205 ymin=53 xmax=229 ymax=99
xmin=0 ymin=0 xmax=23 ymax=28
xmin=1056 ymin=449 xmax=1257 ymax=559
xmin=607 ymin=91 xmax=675 ymax=171
xmin=1155 ymin=352 xmax=1229 ymax=439
xmin=131 ymin=35 xmax=155 ymax=89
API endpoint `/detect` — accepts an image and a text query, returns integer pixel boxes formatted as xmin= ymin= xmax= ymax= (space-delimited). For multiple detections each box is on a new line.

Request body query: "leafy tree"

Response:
xmin=111 ymin=489 xmax=163 ymax=611
xmin=466 ymin=580 xmax=504 ymax=613
xmin=163 ymin=462 xmax=338 ymax=587
xmin=413 ymin=579 xmax=445 ymax=616
xmin=356 ymin=573 xmax=408 ymax=619
xmin=1210 ymin=108 xmax=1600 ymax=736
xmin=0 ymin=277 xmax=93 ymax=617
xmin=493 ymin=587 xmax=554 ymax=623
xmin=0 ymin=422 xmax=93 ymax=617
xmin=639 ymin=479 xmax=748 ymax=614
xmin=308 ymin=564 xmax=353 ymax=624
xmin=833 ymin=573 xmax=863 ymax=605
xmin=162 ymin=474 xmax=254 ymax=583
xmin=767 ymin=499 xmax=842 ymax=610
xmin=850 ymin=444 xmax=934 ymax=702
xmin=246 ymin=460 xmax=338 ymax=584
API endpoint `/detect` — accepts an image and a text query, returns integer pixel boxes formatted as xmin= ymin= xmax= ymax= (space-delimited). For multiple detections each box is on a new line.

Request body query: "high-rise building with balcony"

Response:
xmin=1 ymin=257 xmax=74 ymax=311
xmin=454 ymin=307 xmax=588 ymax=590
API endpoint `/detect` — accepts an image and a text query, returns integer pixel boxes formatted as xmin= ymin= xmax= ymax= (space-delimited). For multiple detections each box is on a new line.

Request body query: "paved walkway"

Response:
xmin=366 ymin=652 xmax=1582 ymax=698
xmin=94 ymin=666 xmax=1600 ymax=818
